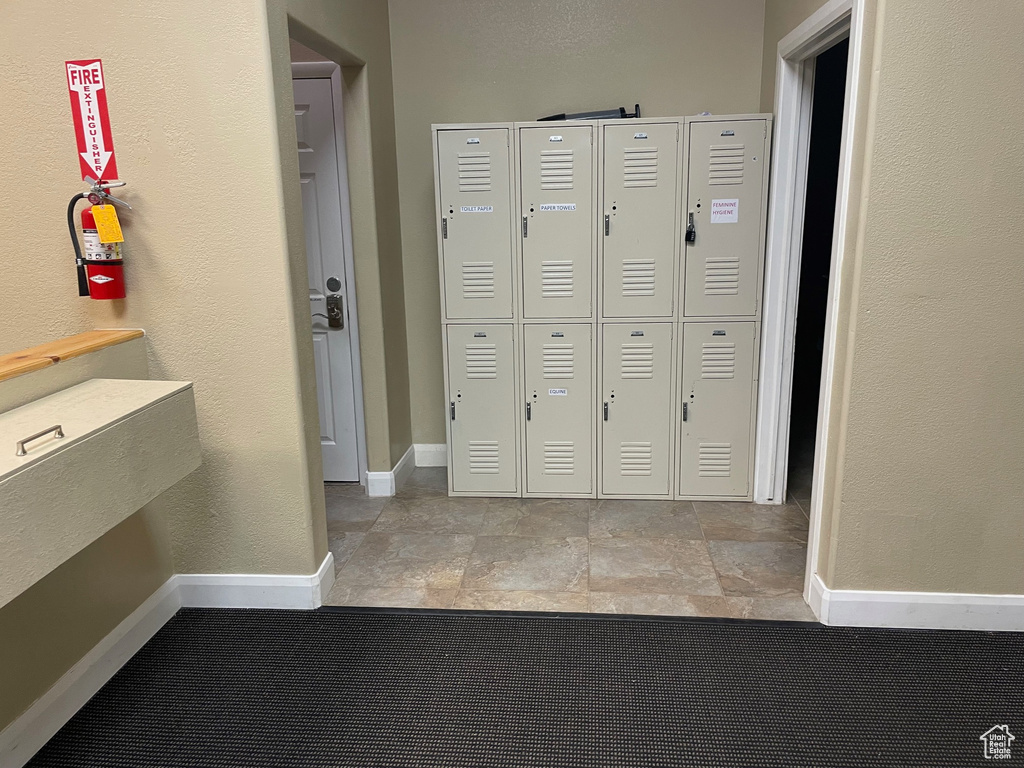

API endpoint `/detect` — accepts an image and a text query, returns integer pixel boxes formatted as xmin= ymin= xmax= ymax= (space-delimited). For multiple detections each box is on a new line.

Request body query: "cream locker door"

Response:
xmin=447 ymin=324 xmax=518 ymax=493
xmin=683 ymin=120 xmax=767 ymax=317
xmin=524 ymin=324 xmax=593 ymax=495
xmin=601 ymin=323 xmax=673 ymax=496
xmin=438 ymin=128 xmax=514 ymax=319
xmin=520 ymin=127 xmax=594 ymax=319
xmin=678 ymin=322 xmax=756 ymax=497
xmin=602 ymin=123 xmax=679 ymax=318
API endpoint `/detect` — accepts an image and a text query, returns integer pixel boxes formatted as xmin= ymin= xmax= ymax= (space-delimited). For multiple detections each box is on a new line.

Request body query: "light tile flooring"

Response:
xmin=323 ymin=468 xmax=816 ymax=621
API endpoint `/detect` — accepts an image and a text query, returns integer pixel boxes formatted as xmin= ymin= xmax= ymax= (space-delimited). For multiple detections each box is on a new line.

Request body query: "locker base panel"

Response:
xmin=676 ymin=494 xmax=755 ymax=503
xmin=447 ymin=490 xmax=522 ymax=499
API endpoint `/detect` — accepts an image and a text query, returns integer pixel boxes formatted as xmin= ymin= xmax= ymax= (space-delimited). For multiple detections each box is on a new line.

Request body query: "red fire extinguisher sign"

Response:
xmin=66 ymin=59 xmax=118 ymax=181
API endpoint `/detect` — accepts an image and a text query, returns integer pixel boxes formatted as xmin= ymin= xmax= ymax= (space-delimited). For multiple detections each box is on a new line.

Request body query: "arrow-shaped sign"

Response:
xmin=66 ymin=59 xmax=118 ymax=181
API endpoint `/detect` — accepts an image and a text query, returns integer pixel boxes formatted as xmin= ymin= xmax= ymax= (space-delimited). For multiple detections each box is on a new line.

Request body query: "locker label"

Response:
xmin=461 ymin=205 xmax=493 ymax=213
xmin=549 ymin=135 xmax=563 ymax=142
xmin=539 ymin=203 xmax=576 ymax=211
xmin=548 ymin=388 xmax=568 ymax=396
xmin=634 ymin=132 xmax=648 ymax=139
xmin=710 ymin=199 xmax=739 ymax=223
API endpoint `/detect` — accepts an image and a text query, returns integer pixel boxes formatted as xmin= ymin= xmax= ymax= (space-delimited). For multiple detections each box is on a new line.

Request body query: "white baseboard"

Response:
xmin=809 ymin=574 xmax=1024 ymax=631
xmin=0 ymin=552 xmax=335 ymax=768
xmin=0 ymin=579 xmax=182 ymax=768
xmin=175 ymin=552 xmax=336 ymax=610
xmin=413 ymin=443 xmax=447 ymax=467
xmin=365 ymin=444 xmax=415 ymax=497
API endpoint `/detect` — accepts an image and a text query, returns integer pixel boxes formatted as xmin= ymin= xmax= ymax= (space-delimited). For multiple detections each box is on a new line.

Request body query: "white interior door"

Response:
xmin=294 ymin=77 xmax=360 ymax=481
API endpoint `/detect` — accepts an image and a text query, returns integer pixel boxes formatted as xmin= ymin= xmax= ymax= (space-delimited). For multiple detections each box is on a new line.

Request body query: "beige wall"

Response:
xmin=388 ymin=0 xmax=767 ymax=444
xmin=267 ymin=0 xmax=413 ymax=470
xmin=818 ymin=0 xmax=1024 ymax=593
xmin=0 ymin=0 xmax=414 ymax=730
xmin=0 ymin=0 xmax=325 ymax=578
xmin=760 ymin=0 xmax=829 ymax=112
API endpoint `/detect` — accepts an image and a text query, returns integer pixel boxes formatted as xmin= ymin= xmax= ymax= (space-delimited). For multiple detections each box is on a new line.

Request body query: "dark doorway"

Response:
xmin=786 ymin=37 xmax=849 ymax=500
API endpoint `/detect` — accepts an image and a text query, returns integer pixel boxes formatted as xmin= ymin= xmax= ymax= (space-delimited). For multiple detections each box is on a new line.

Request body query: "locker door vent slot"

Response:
xmin=623 ymin=147 xmax=658 ymax=188
xmin=468 ymin=441 xmax=500 ymax=473
xmin=708 ymin=144 xmax=744 ymax=185
xmin=620 ymin=441 xmax=653 ymax=476
xmin=462 ymin=261 xmax=496 ymax=299
xmin=543 ymin=441 xmax=575 ymax=475
xmin=458 ymin=152 xmax=492 ymax=192
xmin=704 ymin=256 xmax=741 ymax=295
xmin=698 ymin=443 xmax=732 ymax=476
xmin=701 ymin=343 xmax=736 ymax=379
xmin=465 ymin=343 xmax=498 ymax=379
xmin=620 ymin=343 xmax=655 ymax=379
xmin=542 ymin=343 xmax=575 ymax=378
xmin=621 ymin=259 xmax=656 ymax=296
xmin=540 ymin=149 xmax=574 ymax=190
xmin=540 ymin=261 xmax=574 ymax=298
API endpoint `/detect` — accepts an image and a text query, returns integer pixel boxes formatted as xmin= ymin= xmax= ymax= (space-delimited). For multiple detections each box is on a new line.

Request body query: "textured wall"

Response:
xmin=388 ymin=0 xmax=767 ymax=444
xmin=759 ymin=0 xmax=830 ymax=112
xmin=822 ymin=0 xmax=1024 ymax=592
xmin=0 ymin=0 xmax=323 ymax=576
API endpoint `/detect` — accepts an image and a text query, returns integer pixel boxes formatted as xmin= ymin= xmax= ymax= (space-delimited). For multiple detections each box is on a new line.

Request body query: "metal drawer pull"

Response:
xmin=16 ymin=424 xmax=64 ymax=456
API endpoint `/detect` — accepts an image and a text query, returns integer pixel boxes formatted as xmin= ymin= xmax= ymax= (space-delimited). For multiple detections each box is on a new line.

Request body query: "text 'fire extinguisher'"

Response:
xmin=68 ymin=177 xmax=131 ymax=300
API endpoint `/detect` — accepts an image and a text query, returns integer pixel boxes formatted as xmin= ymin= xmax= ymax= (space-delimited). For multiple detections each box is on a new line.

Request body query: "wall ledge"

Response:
xmin=0 ymin=552 xmax=335 ymax=768
xmin=0 ymin=330 xmax=145 ymax=383
xmin=809 ymin=574 xmax=1024 ymax=631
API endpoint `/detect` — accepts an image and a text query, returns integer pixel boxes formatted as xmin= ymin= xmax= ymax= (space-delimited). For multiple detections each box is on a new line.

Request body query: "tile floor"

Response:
xmin=323 ymin=468 xmax=817 ymax=621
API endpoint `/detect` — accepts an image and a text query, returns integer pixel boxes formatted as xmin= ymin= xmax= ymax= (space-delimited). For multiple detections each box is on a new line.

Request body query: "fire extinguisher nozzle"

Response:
xmin=76 ymin=263 xmax=90 ymax=297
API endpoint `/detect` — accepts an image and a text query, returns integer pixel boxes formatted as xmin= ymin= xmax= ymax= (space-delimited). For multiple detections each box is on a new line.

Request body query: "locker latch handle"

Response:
xmin=526 ymin=402 xmax=531 ymax=421
xmin=442 ymin=217 xmax=448 ymax=239
xmin=603 ymin=401 xmax=609 ymax=421
xmin=682 ymin=402 xmax=688 ymax=421
xmin=522 ymin=216 xmax=528 ymax=238
xmin=450 ymin=401 xmax=456 ymax=421
xmin=685 ymin=212 xmax=696 ymax=243
xmin=604 ymin=214 xmax=610 ymax=236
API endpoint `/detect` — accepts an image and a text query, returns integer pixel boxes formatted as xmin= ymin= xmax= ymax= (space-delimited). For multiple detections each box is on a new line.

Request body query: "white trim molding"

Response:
xmin=755 ymin=0 xmax=858 ymax=506
xmin=809 ymin=575 xmax=1024 ymax=631
xmin=413 ymin=443 xmax=447 ymax=467
xmin=0 ymin=552 xmax=336 ymax=767
xmin=175 ymin=552 xmax=335 ymax=610
xmin=365 ymin=444 xmax=415 ymax=497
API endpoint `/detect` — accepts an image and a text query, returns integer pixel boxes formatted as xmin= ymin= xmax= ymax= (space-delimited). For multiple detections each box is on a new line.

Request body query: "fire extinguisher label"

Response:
xmin=83 ymin=230 xmax=122 ymax=260
xmin=89 ymin=274 xmax=115 ymax=284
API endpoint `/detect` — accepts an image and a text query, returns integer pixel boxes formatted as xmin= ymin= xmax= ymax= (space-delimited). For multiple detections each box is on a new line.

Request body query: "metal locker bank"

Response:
xmin=432 ymin=114 xmax=771 ymax=500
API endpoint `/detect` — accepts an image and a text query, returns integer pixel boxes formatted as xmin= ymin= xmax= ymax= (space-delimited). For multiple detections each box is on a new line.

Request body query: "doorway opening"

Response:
xmin=754 ymin=0 xmax=867 ymax=612
xmin=786 ymin=38 xmax=849 ymax=503
xmin=291 ymin=41 xmax=368 ymax=487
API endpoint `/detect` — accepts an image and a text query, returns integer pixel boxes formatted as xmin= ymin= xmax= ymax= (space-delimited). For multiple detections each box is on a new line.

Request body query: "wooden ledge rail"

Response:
xmin=0 ymin=330 xmax=145 ymax=383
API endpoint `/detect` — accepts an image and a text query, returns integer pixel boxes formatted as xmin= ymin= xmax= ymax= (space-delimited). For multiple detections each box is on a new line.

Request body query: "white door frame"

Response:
xmin=292 ymin=60 xmax=368 ymax=485
xmin=752 ymin=0 xmax=866 ymax=593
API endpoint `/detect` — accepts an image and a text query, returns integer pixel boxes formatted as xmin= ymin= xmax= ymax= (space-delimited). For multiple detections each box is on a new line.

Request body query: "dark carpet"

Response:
xmin=28 ymin=607 xmax=1024 ymax=767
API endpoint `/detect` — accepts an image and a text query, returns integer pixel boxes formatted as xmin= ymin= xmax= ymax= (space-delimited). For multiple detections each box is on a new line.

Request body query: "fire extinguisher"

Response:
xmin=68 ymin=177 xmax=131 ymax=300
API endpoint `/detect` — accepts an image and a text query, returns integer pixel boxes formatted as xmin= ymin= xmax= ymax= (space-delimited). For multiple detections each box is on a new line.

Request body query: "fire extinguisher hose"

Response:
xmin=67 ymin=192 xmax=90 ymax=297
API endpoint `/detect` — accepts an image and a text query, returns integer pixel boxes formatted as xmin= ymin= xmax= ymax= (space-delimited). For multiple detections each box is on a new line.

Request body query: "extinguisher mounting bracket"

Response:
xmin=83 ymin=176 xmax=132 ymax=210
